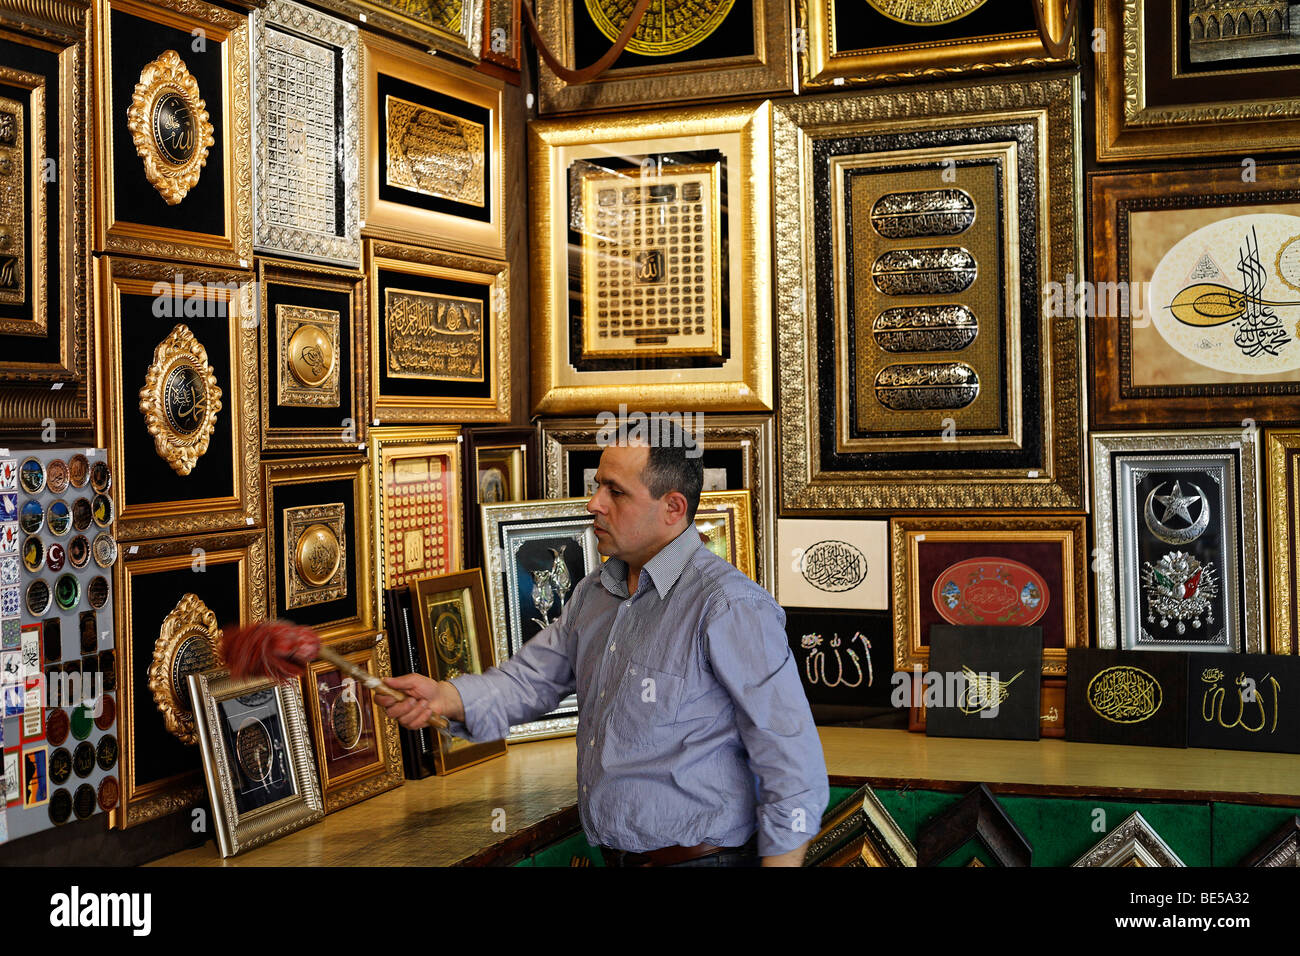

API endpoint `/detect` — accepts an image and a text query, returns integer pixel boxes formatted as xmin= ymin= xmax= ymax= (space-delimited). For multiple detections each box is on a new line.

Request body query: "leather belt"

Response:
xmin=600 ymin=840 xmax=729 ymax=868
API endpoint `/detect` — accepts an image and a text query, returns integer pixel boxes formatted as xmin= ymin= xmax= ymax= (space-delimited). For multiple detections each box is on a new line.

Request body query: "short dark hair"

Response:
xmin=618 ymin=421 xmax=703 ymax=522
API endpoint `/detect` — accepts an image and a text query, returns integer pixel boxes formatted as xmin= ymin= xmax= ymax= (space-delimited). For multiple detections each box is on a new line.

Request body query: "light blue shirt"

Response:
xmin=448 ymin=523 xmax=829 ymax=856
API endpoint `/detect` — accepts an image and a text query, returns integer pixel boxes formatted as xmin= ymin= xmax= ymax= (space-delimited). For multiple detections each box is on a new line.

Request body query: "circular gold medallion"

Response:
xmin=126 ymin=50 xmax=214 ymax=205
xmin=296 ymin=523 xmax=340 ymax=587
xmin=163 ymin=363 xmax=206 ymax=436
xmin=68 ymin=454 xmax=89 ymax=489
xmin=149 ymin=593 xmax=223 ymax=744
xmin=287 ymin=324 xmax=335 ymax=387
xmin=585 ymin=0 xmax=736 ymax=56
xmin=330 ymin=695 xmax=363 ymax=751
xmin=863 ymin=0 xmax=987 ymax=24
xmin=139 ymin=324 xmax=222 ymax=476
xmin=235 ymin=718 xmax=273 ymax=782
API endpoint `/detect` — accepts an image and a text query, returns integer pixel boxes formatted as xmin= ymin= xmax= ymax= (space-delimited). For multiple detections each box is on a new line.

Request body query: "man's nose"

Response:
xmin=586 ymin=491 xmax=603 ymax=514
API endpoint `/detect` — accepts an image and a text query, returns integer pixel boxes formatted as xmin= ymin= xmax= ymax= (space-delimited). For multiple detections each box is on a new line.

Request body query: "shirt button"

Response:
xmin=599 ymin=691 xmax=605 ymax=698
xmin=589 ymin=737 xmax=595 ymax=746
xmin=609 ymin=643 xmax=615 ymax=652
xmin=583 ymin=785 xmax=588 ymax=793
xmin=629 ymin=666 xmax=637 ymax=675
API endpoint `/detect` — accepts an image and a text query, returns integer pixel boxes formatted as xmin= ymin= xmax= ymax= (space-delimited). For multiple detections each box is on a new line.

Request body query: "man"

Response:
xmin=380 ymin=424 xmax=828 ymax=867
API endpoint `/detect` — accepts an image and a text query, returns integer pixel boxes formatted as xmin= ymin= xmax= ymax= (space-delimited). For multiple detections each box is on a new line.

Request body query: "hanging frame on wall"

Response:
xmin=313 ymin=0 xmax=482 ymax=64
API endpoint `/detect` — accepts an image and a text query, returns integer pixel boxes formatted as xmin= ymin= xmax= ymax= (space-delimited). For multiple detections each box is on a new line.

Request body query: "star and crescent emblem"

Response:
xmin=1144 ymin=480 xmax=1210 ymax=546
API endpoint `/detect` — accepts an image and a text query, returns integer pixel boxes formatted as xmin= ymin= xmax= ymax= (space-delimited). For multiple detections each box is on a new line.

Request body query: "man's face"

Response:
xmin=586 ymin=443 xmax=676 ymax=564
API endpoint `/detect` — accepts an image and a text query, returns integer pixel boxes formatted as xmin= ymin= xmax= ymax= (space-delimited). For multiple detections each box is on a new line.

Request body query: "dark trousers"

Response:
xmin=601 ymin=835 xmax=760 ymax=868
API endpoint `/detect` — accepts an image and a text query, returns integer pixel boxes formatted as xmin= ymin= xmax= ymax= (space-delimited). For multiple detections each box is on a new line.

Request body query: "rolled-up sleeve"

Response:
xmin=705 ymin=596 xmax=829 ymax=857
xmin=446 ymin=585 xmax=582 ymax=742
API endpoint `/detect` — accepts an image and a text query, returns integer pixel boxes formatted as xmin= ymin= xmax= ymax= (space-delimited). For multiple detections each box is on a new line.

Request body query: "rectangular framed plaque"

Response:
xmin=314 ymin=0 xmax=482 ymax=64
xmin=1266 ymin=428 xmax=1300 ymax=655
xmin=461 ymin=425 xmax=537 ymax=571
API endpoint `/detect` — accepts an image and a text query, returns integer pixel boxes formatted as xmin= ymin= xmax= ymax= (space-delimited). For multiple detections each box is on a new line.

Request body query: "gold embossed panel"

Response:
xmin=584 ymin=0 xmax=736 ymax=56
xmin=148 ymin=593 xmax=224 ymax=745
xmin=126 ymin=50 xmax=215 ymax=206
xmin=284 ymin=503 xmax=348 ymax=608
xmin=0 ymin=95 xmax=27 ymax=308
xmin=380 ymin=452 xmax=454 ymax=587
xmin=384 ymin=288 xmax=485 ymax=382
xmin=578 ymin=162 xmax=723 ymax=361
xmin=277 ymin=304 xmax=341 ymax=406
xmin=385 ymin=94 xmax=485 ymax=206
xmin=139 ymin=324 xmax=224 ymax=476
xmin=863 ymin=0 xmax=986 ymax=25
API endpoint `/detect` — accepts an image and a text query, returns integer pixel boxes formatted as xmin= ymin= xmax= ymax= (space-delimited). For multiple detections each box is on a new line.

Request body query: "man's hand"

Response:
xmin=761 ymin=840 xmax=811 ymax=868
xmin=376 ymin=673 xmax=466 ymax=729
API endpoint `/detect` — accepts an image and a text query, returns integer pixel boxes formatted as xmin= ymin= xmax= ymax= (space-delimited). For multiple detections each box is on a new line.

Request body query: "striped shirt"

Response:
xmin=448 ymin=523 xmax=828 ymax=856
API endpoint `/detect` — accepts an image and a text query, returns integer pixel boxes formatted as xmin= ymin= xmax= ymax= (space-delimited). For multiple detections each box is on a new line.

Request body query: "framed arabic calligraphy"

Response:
xmin=774 ymin=76 xmax=1085 ymax=511
xmin=96 ymin=257 xmax=260 ymax=541
xmin=0 ymin=0 xmax=94 ymax=435
xmin=530 ymin=102 xmax=773 ymax=415
xmin=367 ymin=238 xmax=510 ymax=424
xmin=925 ymin=625 xmax=1043 ymax=742
xmin=263 ymin=455 xmax=374 ymax=641
xmin=1091 ymin=164 xmax=1300 ymax=426
xmin=1064 ymin=648 xmax=1189 ymax=748
xmin=536 ymin=0 xmax=792 ymax=113
xmin=784 ymin=609 xmax=894 ymax=716
xmin=92 ymin=0 xmax=252 ymax=268
xmin=891 ymin=514 xmax=1088 ymax=676
xmin=799 ymin=0 xmax=1074 ymax=89
xmin=1091 ymin=430 xmax=1265 ymax=655
xmin=1266 ymin=429 xmax=1300 ymax=655
xmin=359 ymin=31 xmax=503 ymax=258
xmin=1096 ymin=0 xmax=1300 ymax=161
xmin=1188 ymin=652 xmax=1300 ymax=754
xmin=777 ymin=518 xmax=888 ymax=610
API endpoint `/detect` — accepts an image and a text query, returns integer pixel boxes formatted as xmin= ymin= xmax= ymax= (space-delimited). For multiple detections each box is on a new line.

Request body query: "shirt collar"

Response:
xmin=600 ymin=523 xmax=703 ymax=600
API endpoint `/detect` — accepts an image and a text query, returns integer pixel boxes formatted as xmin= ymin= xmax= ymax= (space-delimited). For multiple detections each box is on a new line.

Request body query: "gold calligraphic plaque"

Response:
xmin=385 ymin=95 xmax=485 ymax=207
xmin=126 ymin=50 xmax=215 ymax=206
xmin=584 ymin=0 xmax=735 ymax=56
xmin=578 ymin=162 xmax=723 ymax=361
xmin=277 ymin=304 xmax=341 ymax=407
xmin=139 ymin=324 xmax=223 ymax=476
xmin=0 ymin=96 xmax=26 ymax=307
xmin=148 ymin=593 xmax=224 ymax=745
xmin=384 ymin=288 xmax=485 ymax=382
xmin=284 ymin=503 xmax=347 ymax=608
xmin=864 ymin=0 xmax=986 ymax=25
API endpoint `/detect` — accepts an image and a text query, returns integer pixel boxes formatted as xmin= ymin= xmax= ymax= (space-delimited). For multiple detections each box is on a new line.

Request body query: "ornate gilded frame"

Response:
xmin=1092 ymin=429 xmax=1264 ymax=655
xmin=367 ymin=238 xmax=510 ymax=424
xmin=530 ymin=101 xmax=773 ymax=415
xmin=190 ymin=666 xmax=323 ymax=857
xmin=774 ymin=75 xmax=1085 ymax=511
xmin=359 ymin=30 xmax=502 ymax=257
xmin=369 ymin=425 xmax=464 ymax=632
xmin=694 ymin=489 xmax=755 ymax=581
xmin=96 ymin=256 xmax=260 ymax=540
xmin=891 ymin=514 xmax=1088 ymax=676
xmin=537 ymin=0 xmax=792 ymax=113
xmin=540 ymin=414 xmax=775 ymax=591
xmin=1267 ymin=429 xmax=1300 ymax=656
xmin=302 ymin=632 xmax=404 ymax=813
xmin=114 ymin=529 xmax=265 ymax=829
xmin=0 ymin=0 xmax=94 ymax=435
xmin=805 ymin=784 xmax=916 ymax=867
xmin=312 ymin=0 xmax=481 ymax=63
xmin=252 ymin=0 xmax=360 ymax=267
xmin=799 ymin=0 xmax=1074 ymax=88
xmin=263 ymin=454 xmax=374 ymax=641
xmin=1096 ymin=0 xmax=1300 ymax=161
xmin=1072 ymin=810 xmax=1185 ymax=867
xmin=257 ymin=257 xmax=368 ymax=452
xmin=93 ymin=0 xmax=252 ymax=267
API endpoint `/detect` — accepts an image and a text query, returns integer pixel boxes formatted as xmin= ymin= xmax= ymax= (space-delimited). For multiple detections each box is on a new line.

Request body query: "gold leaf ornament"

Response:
xmin=139 ymin=324 xmax=223 ymax=475
xmin=149 ymin=593 xmax=225 ymax=745
xmin=126 ymin=50 xmax=215 ymax=205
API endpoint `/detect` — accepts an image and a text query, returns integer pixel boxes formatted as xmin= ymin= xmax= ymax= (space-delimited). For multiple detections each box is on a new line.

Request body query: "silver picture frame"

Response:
xmin=1092 ymin=430 xmax=1263 ymax=654
xmin=1072 ymin=811 xmax=1185 ymax=868
xmin=252 ymin=0 xmax=361 ymax=267
xmin=480 ymin=498 xmax=599 ymax=742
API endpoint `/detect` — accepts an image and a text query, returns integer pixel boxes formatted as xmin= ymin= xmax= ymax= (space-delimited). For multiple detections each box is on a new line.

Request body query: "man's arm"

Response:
xmin=704 ymin=595 xmax=829 ymax=866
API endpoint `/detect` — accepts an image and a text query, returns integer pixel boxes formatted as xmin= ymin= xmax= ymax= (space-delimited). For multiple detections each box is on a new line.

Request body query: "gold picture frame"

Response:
xmin=302 ymin=632 xmax=404 ymax=813
xmin=93 ymin=0 xmax=252 ymax=268
xmin=257 ymin=257 xmax=368 ymax=453
xmin=95 ymin=256 xmax=260 ymax=540
xmin=359 ymin=30 xmax=503 ymax=258
xmin=1267 ymin=429 xmax=1300 ymax=656
xmin=530 ymin=101 xmax=773 ymax=415
xmin=312 ymin=0 xmax=482 ymax=64
xmin=536 ymin=0 xmax=793 ymax=113
xmin=367 ymin=238 xmax=510 ymax=424
xmin=1096 ymin=0 xmax=1300 ymax=162
xmin=891 ymin=514 xmax=1089 ymax=676
xmin=694 ymin=489 xmax=755 ymax=581
xmin=0 ymin=0 xmax=94 ymax=433
xmin=370 ymin=425 xmax=465 ymax=631
xmin=264 ymin=454 xmax=375 ymax=641
xmin=114 ymin=529 xmax=265 ymax=829
xmin=774 ymin=75 xmax=1085 ymax=511
xmin=799 ymin=0 xmax=1075 ymax=88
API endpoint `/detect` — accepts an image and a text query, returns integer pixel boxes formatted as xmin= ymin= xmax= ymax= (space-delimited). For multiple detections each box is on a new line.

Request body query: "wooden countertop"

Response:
xmin=150 ymin=727 xmax=1300 ymax=866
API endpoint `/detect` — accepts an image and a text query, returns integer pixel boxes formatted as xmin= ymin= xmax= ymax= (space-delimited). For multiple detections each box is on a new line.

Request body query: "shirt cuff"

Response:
xmin=754 ymin=788 xmax=830 ymax=858
xmin=446 ymin=673 xmax=507 ymax=743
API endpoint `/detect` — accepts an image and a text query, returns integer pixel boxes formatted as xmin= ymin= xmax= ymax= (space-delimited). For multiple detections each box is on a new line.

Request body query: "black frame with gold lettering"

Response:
xmin=460 ymin=425 xmax=538 ymax=571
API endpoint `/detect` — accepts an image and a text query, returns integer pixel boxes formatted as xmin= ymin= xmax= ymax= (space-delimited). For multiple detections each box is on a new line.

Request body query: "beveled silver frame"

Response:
xmin=1072 ymin=811 xmax=1185 ymax=867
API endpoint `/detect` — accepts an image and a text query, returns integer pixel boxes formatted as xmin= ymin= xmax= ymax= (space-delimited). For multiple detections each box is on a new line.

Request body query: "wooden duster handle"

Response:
xmin=316 ymin=644 xmax=452 ymax=732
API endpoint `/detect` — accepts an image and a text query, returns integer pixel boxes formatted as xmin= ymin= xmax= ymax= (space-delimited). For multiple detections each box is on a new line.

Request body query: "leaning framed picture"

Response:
xmin=480 ymin=498 xmax=600 ymax=741
xmin=1266 ymin=428 xmax=1300 ymax=655
xmin=359 ymin=31 xmax=503 ymax=257
xmin=774 ymin=75 xmax=1085 ymax=511
xmin=0 ymin=0 xmax=95 ymax=434
xmin=1092 ymin=429 xmax=1264 ymax=655
xmin=529 ymin=102 xmax=773 ymax=415
xmin=800 ymin=0 xmax=1075 ymax=89
xmin=190 ymin=667 xmax=323 ymax=857
xmin=891 ymin=514 xmax=1088 ymax=676
xmin=1090 ymin=163 xmax=1300 ymax=427
xmin=96 ymin=257 xmax=260 ymax=541
xmin=367 ymin=238 xmax=510 ymax=424
xmin=1095 ymin=0 xmax=1300 ymax=161
xmin=92 ymin=0 xmax=252 ymax=268
xmin=409 ymin=569 xmax=507 ymax=774
xmin=536 ymin=0 xmax=793 ymax=113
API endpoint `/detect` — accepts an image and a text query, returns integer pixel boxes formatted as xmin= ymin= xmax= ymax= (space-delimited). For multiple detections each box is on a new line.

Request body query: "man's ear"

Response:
xmin=663 ymin=490 xmax=690 ymax=526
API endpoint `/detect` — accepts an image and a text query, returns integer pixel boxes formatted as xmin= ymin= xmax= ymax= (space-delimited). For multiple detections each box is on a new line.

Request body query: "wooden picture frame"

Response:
xmin=461 ymin=425 xmax=538 ymax=571
xmin=804 ymin=784 xmax=916 ymax=867
xmin=1266 ymin=428 xmax=1300 ymax=655
xmin=916 ymin=783 xmax=1032 ymax=867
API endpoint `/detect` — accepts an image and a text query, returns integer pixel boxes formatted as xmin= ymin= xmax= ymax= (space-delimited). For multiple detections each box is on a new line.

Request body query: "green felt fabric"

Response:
xmin=1211 ymin=804 xmax=1300 ymax=866
xmin=529 ymin=832 xmax=606 ymax=868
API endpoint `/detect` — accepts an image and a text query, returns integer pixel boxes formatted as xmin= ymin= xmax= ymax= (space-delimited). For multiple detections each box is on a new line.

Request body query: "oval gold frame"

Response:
xmin=126 ymin=49 xmax=215 ymax=206
xmin=139 ymin=323 xmax=223 ymax=476
xmin=148 ymin=592 xmax=225 ymax=745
